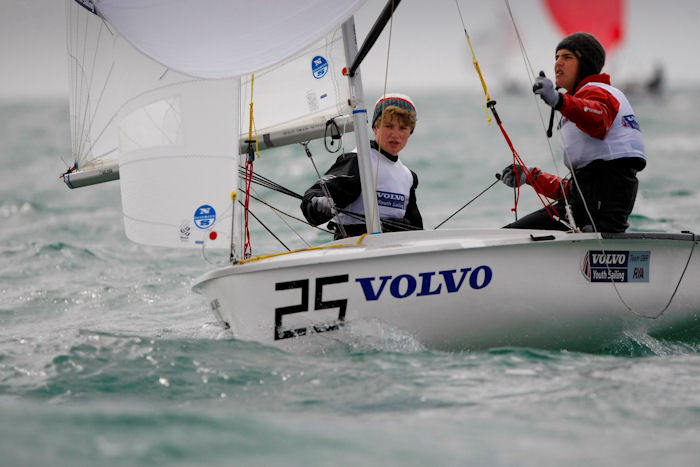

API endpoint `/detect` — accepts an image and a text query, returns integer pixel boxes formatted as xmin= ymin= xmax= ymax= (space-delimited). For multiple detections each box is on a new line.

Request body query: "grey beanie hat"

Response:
xmin=371 ymin=93 xmax=417 ymax=129
xmin=556 ymin=32 xmax=606 ymax=81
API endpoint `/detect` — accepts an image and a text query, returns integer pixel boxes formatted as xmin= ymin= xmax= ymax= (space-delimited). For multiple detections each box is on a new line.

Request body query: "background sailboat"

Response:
xmin=542 ymin=0 xmax=664 ymax=95
xmin=543 ymin=0 xmax=624 ymax=52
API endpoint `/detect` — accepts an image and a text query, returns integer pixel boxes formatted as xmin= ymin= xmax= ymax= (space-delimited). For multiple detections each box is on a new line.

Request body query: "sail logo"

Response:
xmin=193 ymin=204 xmax=216 ymax=229
xmin=581 ymin=250 xmax=650 ymax=283
xmin=311 ymin=55 xmax=329 ymax=79
xmin=622 ymin=114 xmax=641 ymax=131
xmin=179 ymin=222 xmax=191 ymax=242
xmin=376 ymin=190 xmax=406 ymax=209
xmin=356 ymin=266 xmax=493 ymax=301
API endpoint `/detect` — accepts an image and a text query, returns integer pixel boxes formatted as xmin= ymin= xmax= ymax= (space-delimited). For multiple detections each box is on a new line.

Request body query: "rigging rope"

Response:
xmin=302 ymin=142 xmax=348 ymax=238
xmin=489 ymin=103 xmax=562 ymax=222
xmin=454 ymin=0 xmax=491 ymax=124
xmin=244 ymin=190 xmax=332 ymax=235
xmin=503 ymin=0 xmax=536 ymax=82
xmin=503 ymin=0 xmax=574 ymax=225
xmin=239 ymin=167 xmax=301 ymax=199
xmin=434 ymin=176 xmax=501 ymax=229
xmin=324 ymin=118 xmax=343 ymax=153
xmin=242 ymin=73 xmax=264 ymax=259
xmin=240 ymin=165 xmax=418 ymax=234
xmin=371 ymin=0 xmax=397 ymax=234
xmin=250 ymin=184 xmax=316 ymax=247
xmin=455 ymin=0 xmax=562 ymax=224
xmin=239 ymin=199 xmax=290 ymax=251
xmin=648 ymin=232 xmax=697 ymax=319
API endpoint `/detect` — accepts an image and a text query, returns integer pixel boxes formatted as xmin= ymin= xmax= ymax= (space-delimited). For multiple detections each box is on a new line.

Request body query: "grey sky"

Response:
xmin=1 ymin=0 xmax=699 ymax=99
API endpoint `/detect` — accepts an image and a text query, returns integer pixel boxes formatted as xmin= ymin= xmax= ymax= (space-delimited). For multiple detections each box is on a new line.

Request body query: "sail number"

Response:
xmin=274 ymin=274 xmax=348 ymax=340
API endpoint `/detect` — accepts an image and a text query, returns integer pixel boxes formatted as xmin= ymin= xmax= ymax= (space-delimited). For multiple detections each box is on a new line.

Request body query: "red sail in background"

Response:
xmin=543 ymin=0 xmax=624 ymax=52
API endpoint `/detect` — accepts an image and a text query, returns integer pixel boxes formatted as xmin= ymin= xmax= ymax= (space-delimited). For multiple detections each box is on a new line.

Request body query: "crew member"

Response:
xmin=501 ymin=32 xmax=646 ymax=232
xmin=301 ymin=93 xmax=423 ymax=238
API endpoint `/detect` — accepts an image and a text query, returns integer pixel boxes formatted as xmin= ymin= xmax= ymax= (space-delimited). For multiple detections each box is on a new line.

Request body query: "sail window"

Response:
xmin=118 ymin=97 xmax=183 ymax=152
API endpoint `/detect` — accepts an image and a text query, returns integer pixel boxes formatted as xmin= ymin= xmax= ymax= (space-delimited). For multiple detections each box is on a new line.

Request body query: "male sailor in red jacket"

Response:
xmin=500 ymin=32 xmax=646 ymax=232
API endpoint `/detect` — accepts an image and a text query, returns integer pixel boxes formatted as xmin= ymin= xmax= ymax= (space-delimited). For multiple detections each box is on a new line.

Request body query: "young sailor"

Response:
xmin=500 ymin=32 xmax=646 ymax=232
xmin=301 ymin=93 xmax=423 ymax=239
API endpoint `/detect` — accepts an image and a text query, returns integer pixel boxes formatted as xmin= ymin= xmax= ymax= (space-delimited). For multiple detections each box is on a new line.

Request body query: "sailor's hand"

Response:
xmin=311 ymin=196 xmax=333 ymax=216
xmin=533 ymin=71 xmax=560 ymax=108
xmin=500 ymin=164 xmax=529 ymax=188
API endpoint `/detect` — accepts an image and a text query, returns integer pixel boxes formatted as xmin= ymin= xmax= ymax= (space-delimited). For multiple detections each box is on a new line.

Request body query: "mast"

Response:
xmin=341 ymin=17 xmax=382 ymax=234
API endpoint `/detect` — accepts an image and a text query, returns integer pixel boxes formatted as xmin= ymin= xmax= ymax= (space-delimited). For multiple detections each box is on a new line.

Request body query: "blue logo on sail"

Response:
xmin=194 ymin=204 xmax=216 ymax=229
xmin=311 ymin=56 xmax=328 ymax=79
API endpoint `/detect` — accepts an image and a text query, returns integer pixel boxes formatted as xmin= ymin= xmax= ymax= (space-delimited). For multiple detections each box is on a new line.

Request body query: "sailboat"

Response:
xmin=62 ymin=0 xmax=698 ymax=352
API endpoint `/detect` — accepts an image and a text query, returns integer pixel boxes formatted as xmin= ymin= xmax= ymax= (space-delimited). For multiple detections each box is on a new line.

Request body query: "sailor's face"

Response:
xmin=373 ymin=115 xmax=411 ymax=156
xmin=555 ymin=48 xmax=579 ymax=92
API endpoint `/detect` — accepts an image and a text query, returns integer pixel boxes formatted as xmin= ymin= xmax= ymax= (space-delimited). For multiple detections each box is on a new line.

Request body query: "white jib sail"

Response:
xmin=66 ymin=1 xmax=238 ymax=249
xmin=65 ymin=0 xmax=365 ymax=250
xmin=118 ymin=79 xmax=240 ymax=250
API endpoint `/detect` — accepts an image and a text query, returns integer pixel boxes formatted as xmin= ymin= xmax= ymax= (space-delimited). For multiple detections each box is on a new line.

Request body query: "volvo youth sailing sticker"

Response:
xmin=582 ymin=250 xmax=650 ymax=283
xmin=376 ymin=191 xmax=406 ymax=209
xmin=193 ymin=204 xmax=216 ymax=229
xmin=311 ymin=55 xmax=328 ymax=79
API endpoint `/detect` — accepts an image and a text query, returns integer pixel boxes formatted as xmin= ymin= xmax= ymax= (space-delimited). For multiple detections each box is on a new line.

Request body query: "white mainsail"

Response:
xmin=240 ymin=27 xmax=353 ymax=150
xmin=64 ymin=0 xmax=365 ymax=249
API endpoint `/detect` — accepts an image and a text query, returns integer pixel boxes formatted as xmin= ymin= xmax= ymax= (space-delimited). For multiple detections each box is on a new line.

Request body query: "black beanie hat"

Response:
xmin=556 ymin=32 xmax=606 ymax=81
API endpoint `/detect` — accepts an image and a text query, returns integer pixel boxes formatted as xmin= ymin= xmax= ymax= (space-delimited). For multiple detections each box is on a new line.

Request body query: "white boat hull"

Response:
xmin=192 ymin=229 xmax=700 ymax=351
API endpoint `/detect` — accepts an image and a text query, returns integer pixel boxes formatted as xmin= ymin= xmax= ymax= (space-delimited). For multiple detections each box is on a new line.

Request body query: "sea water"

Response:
xmin=1 ymin=89 xmax=699 ymax=466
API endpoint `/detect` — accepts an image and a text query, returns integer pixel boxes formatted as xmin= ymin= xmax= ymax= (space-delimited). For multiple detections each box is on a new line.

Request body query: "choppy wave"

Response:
xmin=2 ymin=94 xmax=700 ymax=466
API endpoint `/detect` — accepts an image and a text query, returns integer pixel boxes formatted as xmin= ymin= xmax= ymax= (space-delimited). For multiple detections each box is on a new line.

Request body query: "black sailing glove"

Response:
xmin=501 ymin=164 xmax=533 ymax=188
xmin=310 ymin=196 xmax=333 ymax=217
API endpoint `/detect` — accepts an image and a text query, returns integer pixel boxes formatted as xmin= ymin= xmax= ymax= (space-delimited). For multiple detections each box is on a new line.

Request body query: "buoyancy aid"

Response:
xmin=335 ymin=146 xmax=414 ymax=226
xmin=560 ymin=82 xmax=646 ymax=170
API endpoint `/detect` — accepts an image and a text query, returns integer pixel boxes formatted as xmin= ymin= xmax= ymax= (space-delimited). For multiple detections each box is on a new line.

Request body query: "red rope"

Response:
xmin=243 ymin=157 xmax=254 ymax=258
xmin=489 ymin=103 xmax=559 ymax=221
